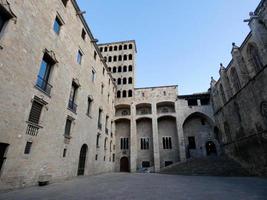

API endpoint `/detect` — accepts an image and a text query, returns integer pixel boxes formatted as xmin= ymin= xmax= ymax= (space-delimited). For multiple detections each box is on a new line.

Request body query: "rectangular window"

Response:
xmin=91 ymin=69 xmax=96 ymax=82
xmin=120 ymin=138 xmax=129 ymax=150
xmin=81 ymin=28 xmax=86 ymax=40
xmin=87 ymin=97 xmax=93 ymax=116
xmin=101 ymin=84 xmax=104 ymax=94
xmin=96 ymin=134 xmax=100 ymax=148
xmin=63 ymin=148 xmax=67 ymax=157
xmin=95 ymin=154 xmax=98 ymax=160
xmin=105 ymin=116 xmax=109 ymax=134
xmin=24 ymin=142 xmax=32 ymax=154
xmin=141 ymin=138 xmax=149 ymax=150
xmin=188 ymin=137 xmax=196 ymax=149
xmin=64 ymin=119 xmax=72 ymax=137
xmin=0 ymin=7 xmax=10 ymax=33
xmin=142 ymin=161 xmax=150 ymax=168
xmin=28 ymin=101 xmax=43 ymax=124
xmin=94 ymin=51 xmax=97 ymax=60
xmin=36 ymin=54 xmax=54 ymax=95
xmin=98 ymin=109 xmax=102 ymax=129
xmin=77 ymin=50 xmax=83 ymax=64
xmin=162 ymin=137 xmax=172 ymax=149
xmin=187 ymin=99 xmax=198 ymax=106
xmin=53 ymin=16 xmax=62 ymax=35
xmin=68 ymin=82 xmax=78 ymax=112
xmin=112 ymin=154 xmax=115 ymax=162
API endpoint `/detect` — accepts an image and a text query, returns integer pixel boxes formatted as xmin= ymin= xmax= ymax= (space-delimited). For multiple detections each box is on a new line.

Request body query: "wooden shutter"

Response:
xmin=28 ymin=101 xmax=43 ymax=124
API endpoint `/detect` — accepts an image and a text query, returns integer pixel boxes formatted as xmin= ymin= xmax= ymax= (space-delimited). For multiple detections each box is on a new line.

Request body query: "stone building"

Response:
xmin=210 ymin=0 xmax=267 ymax=175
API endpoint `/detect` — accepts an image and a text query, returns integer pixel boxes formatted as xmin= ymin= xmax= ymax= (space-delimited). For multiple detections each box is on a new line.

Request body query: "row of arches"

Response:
xmin=104 ymin=54 xmax=133 ymax=63
xmin=100 ymin=44 xmax=133 ymax=52
xmin=117 ymin=90 xmax=133 ymax=98
xmin=114 ymin=77 xmax=133 ymax=85
xmin=109 ymin=65 xmax=133 ymax=73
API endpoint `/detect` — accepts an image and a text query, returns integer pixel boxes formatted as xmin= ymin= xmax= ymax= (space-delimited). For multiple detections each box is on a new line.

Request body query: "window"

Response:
xmin=109 ymin=46 xmax=113 ymax=51
xmin=188 ymin=137 xmax=196 ymax=149
xmin=123 ymin=78 xmax=127 ymax=85
xmin=128 ymin=77 xmax=133 ymax=84
xmin=81 ymin=28 xmax=86 ymax=40
xmin=128 ymin=90 xmax=133 ymax=97
xmin=63 ymin=148 xmax=67 ymax=157
xmin=117 ymin=78 xmax=121 ymax=85
xmin=119 ymin=45 xmax=122 ymax=50
xmin=104 ymin=137 xmax=108 ymax=150
xmin=94 ymin=51 xmax=97 ymax=60
xmin=98 ymin=109 xmax=102 ymax=129
xmin=187 ymin=99 xmax=198 ymax=106
xmin=118 ymin=55 xmax=122 ymax=61
xmin=123 ymin=55 xmax=127 ymax=61
xmin=77 ymin=50 xmax=83 ymax=64
xmin=96 ymin=134 xmax=100 ymax=148
xmin=124 ymin=44 xmax=127 ymax=50
xmin=28 ymin=101 xmax=43 ymax=124
xmin=108 ymin=56 xmax=112 ymax=62
xmin=100 ymin=47 xmax=103 ymax=52
xmin=95 ymin=154 xmax=98 ymax=160
xmin=114 ymin=46 xmax=117 ymax=51
xmin=162 ymin=137 xmax=172 ymax=149
xmin=123 ymin=66 xmax=127 ymax=72
xmin=129 ymin=54 xmax=133 ymax=60
xmin=104 ymin=47 xmax=107 ymax=52
xmin=113 ymin=56 xmax=117 ymax=62
xmin=122 ymin=90 xmax=127 ymax=98
xmin=68 ymin=81 xmax=79 ymax=112
xmin=117 ymin=91 xmax=121 ymax=98
xmin=128 ymin=65 xmax=133 ymax=71
xmin=141 ymin=138 xmax=149 ymax=150
xmin=0 ymin=6 xmax=11 ymax=33
xmin=165 ymin=161 xmax=173 ymax=167
xmin=64 ymin=118 xmax=72 ymax=137
xmin=120 ymin=138 xmax=129 ymax=150
xmin=108 ymin=67 xmax=111 ymax=72
xmin=102 ymin=68 xmax=105 ymax=75
xmin=113 ymin=67 xmax=117 ymax=73
xmin=53 ymin=16 xmax=62 ymax=35
xmin=91 ymin=69 xmax=96 ymax=82
xmin=118 ymin=66 xmax=122 ymax=72
xmin=129 ymin=44 xmax=133 ymax=49
xmin=36 ymin=53 xmax=55 ymax=95
xmin=220 ymin=84 xmax=226 ymax=104
xmin=105 ymin=116 xmax=109 ymax=132
xmin=112 ymin=154 xmax=115 ymax=162
xmin=87 ymin=96 xmax=93 ymax=116
xmin=101 ymin=84 xmax=104 ymax=94
xmin=110 ymin=141 xmax=112 ymax=152
xmin=142 ymin=161 xmax=150 ymax=168
xmin=24 ymin=142 xmax=32 ymax=154
xmin=61 ymin=0 xmax=68 ymax=6
xmin=230 ymin=67 xmax=241 ymax=93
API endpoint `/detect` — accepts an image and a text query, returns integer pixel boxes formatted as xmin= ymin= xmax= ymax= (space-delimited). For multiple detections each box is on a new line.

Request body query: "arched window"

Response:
xmin=104 ymin=57 xmax=107 ymax=62
xmin=128 ymin=65 xmax=133 ymax=71
xmin=128 ymin=90 xmax=133 ymax=97
xmin=247 ymin=44 xmax=263 ymax=73
xmin=122 ymin=90 xmax=127 ymax=98
xmin=119 ymin=45 xmax=122 ymax=50
xmin=123 ymin=65 xmax=127 ymax=72
xmin=100 ymin=47 xmax=103 ymax=52
xmin=110 ymin=141 xmax=112 ymax=152
xmin=224 ymin=122 xmax=232 ymax=143
xmin=109 ymin=46 xmax=113 ymax=51
xmin=117 ymin=91 xmax=121 ymax=98
xmin=108 ymin=56 xmax=112 ymax=62
xmin=104 ymin=47 xmax=107 ymax=52
xmin=113 ymin=56 xmax=117 ymax=62
xmin=114 ymin=46 xmax=117 ymax=51
xmin=113 ymin=78 xmax=116 ymax=83
xmin=118 ymin=55 xmax=122 ymax=61
xmin=117 ymin=78 xmax=121 ymax=85
xmin=123 ymin=78 xmax=127 ymax=84
xmin=108 ymin=67 xmax=111 ymax=72
xmin=230 ymin=67 xmax=241 ymax=92
xmin=220 ymin=84 xmax=226 ymax=104
xmin=129 ymin=44 xmax=133 ymax=49
xmin=124 ymin=44 xmax=128 ymax=50
xmin=123 ymin=55 xmax=127 ymax=61
xmin=128 ymin=77 xmax=133 ymax=84
xmin=113 ymin=67 xmax=116 ymax=73
xmin=129 ymin=54 xmax=133 ymax=60
xmin=104 ymin=137 xmax=108 ymax=150
xmin=118 ymin=66 xmax=122 ymax=72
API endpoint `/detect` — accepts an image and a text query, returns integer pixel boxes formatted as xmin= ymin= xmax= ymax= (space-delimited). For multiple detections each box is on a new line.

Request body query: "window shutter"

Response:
xmin=28 ymin=101 xmax=43 ymax=124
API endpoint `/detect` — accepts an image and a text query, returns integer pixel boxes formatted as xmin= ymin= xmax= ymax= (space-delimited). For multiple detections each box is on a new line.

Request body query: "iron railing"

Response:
xmin=36 ymin=76 xmax=52 ymax=95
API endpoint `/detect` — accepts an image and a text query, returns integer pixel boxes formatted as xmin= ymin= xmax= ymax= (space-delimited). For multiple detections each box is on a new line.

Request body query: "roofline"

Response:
xmin=98 ymin=40 xmax=137 ymax=53
xmin=71 ymin=0 xmax=117 ymax=88
xmin=134 ymin=85 xmax=178 ymax=90
xmin=178 ymin=92 xmax=210 ymax=99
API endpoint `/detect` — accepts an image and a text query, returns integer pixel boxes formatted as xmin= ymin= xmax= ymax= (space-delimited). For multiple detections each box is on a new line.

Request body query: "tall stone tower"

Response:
xmin=98 ymin=40 xmax=137 ymax=100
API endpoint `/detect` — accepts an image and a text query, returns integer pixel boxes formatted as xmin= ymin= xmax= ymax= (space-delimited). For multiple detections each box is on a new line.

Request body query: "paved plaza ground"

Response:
xmin=0 ymin=173 xmax=266 ymax=200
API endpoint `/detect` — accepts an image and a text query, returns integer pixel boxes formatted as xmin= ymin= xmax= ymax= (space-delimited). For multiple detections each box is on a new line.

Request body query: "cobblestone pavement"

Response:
xmin=0 ymin=173 xmax=266 ymax=200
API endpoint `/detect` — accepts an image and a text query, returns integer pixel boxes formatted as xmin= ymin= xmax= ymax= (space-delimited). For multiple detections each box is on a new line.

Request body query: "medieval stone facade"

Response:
xmin=210 ymin=0 xmax=267 ymax=175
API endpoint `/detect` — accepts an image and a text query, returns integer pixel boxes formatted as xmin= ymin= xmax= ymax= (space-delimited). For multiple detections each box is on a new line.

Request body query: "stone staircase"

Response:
xmin=160 ymin=155 xmax=251 ymax=176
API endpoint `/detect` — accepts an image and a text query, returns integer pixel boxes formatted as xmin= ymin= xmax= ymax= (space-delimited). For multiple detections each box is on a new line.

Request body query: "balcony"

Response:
xmin=136 ymin=103 xmax=152 ymax=115
xmin=26 ymin=122 xmax=41 ymax=136
xmin=35 ymin=76 xmax=52 ymax=96
xmin=68 ymin=99 xmax=77 ymax=113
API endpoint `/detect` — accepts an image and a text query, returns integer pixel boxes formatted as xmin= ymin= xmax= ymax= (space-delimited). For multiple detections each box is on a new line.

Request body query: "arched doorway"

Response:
xmin=120 ymin=157 xmax=129 ymax=172
xmin=206 ymin=141 xmax=217 ymax=156
xmin=77 ymin=144 xmax=88 ymax=176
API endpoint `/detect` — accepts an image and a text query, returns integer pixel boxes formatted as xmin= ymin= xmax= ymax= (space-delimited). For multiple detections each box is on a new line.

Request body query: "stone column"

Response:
xmin=152 ymin=103 xmax=160 ymax=172
xmin=175 ymin=101 xmax=186 ymax=162
xmin=130 ymin=103 xmax=137 ymax=172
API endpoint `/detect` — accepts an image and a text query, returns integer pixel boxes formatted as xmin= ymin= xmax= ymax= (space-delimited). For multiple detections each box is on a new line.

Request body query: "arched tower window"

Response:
xmin=129 ymin=44 xmax=133 ymax=49
xmin=123 ymin=66 xmax=127 ymax=72
xmin=122 ymin=90 xmax=127 ymax=98
xmin=123 ymin=78 xmax=127 ymax=84
xmin=114 ymin=46 xmax=118 ymax=51
xmin=117 ymin=78 xmax=121 ymax=85
xmin=128 ymin=90 xmax=133 ymax=97
xmin=230 ymin=67 xmax=241 ymax=93
xmin=129 ymin=54 xmax=133 ymax=60
xmin=108 ymin=56 xmax=112 ymax=62
xmin=109 ymin=46 xmax=113 ymax=51
xmin=104 ymin=47 xmax=107 ymax=52
xmin=118 ymin=66 xmax=122 ymax=72
xmin=128 ymin=65 xmax=133 ymax=71
xmin=118 ymin=55 xmax=122 ymax=61
xmin=112 ymin=67 xmax=117 ymax=73
xmin=113 ymin=56 xmax=117 ymax=62
xmin=119 ymin=45 xmax=122 ymax=50
xmin=123 ymin=55 xmax=127 ymax=61
xmin=124 ymin=44 xmax=127 ymax=50
xmin=100 ymin=47 xmax=103 ymax=52
xmin=117 ymin=91 xmax=121 ymax=98
xmin=128 ymin=77 xmax=133 ymax=84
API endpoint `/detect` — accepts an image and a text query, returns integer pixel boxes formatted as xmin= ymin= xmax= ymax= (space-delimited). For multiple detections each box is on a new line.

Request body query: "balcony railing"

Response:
xmin=26 ymin=123 xmax=40 ymax=136
xmin=36 ymin=76 xmax=52 ymax=95
xmin=98 ymin=123 xmax=102 ymax=130
xmin=68 ymin=99 xmax=77 ymax=113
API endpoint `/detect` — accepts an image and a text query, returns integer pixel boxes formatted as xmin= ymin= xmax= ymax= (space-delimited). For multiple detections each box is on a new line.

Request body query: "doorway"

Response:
xmin=77 ymin=144 xmax=88 ymax=176
xmin=206 ymin=141 xmax=217 ymax=156
xmin=120 ymin=157 xmax=129 ymax=172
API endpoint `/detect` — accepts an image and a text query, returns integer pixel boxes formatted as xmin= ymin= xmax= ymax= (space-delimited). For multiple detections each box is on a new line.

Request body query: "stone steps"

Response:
xmin=160 ymin=155 xmax=251 ymax=176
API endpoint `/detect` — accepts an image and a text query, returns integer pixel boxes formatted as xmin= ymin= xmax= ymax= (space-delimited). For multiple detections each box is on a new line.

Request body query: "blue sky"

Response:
xmin=77 ymin=0 xmax=260 ymax=94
